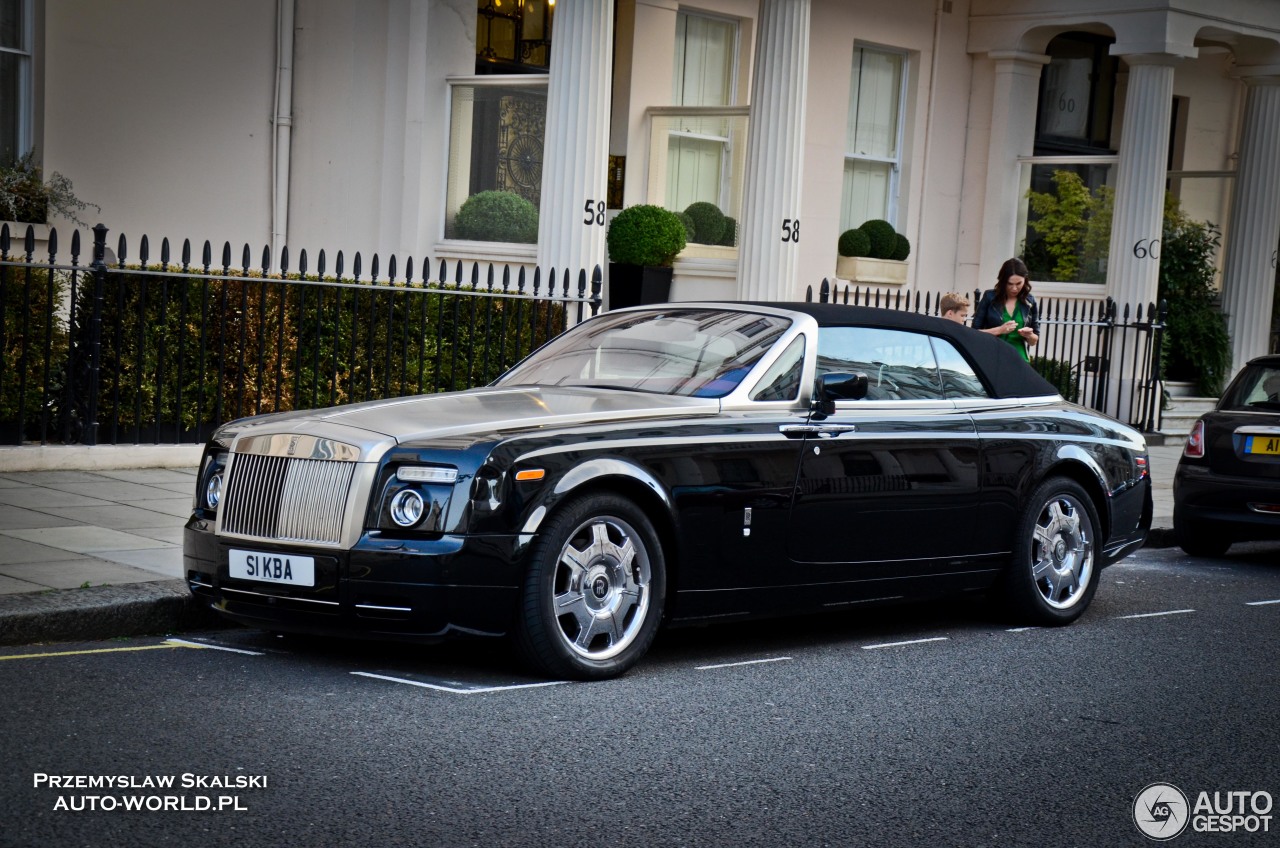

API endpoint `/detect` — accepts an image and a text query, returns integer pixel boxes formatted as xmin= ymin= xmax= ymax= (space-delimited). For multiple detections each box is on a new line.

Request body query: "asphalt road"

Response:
xmin=2 ymin=544 xmax=1279 ymax=848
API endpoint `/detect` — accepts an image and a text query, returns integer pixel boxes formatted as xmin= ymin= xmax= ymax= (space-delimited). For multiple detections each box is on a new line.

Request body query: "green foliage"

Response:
xmin=0 ymin=265 xmax=567 ymax=442
xmin=0 ymin=266 xmax=70 ymax=434
xmin=858 ymin=219 xmax=898 ymax=259
xmin=1031 ymin=356 xmax=1079 ymax=401
xmin=1158 ymin=200 xmax=1230 ymax=396
xmin=890 ymin=233 xmax=911 ymax=261
xmin=676 ymin=212 xmax=696 ymax=242
xmin=607 ymin=205 xmax=687 ymax=267
xmin=718 ymin=216 xmax=737 ymax=247
xmin=0 ymin=151 xmax=98 ymax=227
xmin=683 ymin=201 xmax=727 ymax=245
xmin=1024 ymin=170 xmax=1112 ymax=283
xmin=452 ymin=191 xmax=539 ymax=244
xmin=838 ymin=228 xmax=871 ymax=258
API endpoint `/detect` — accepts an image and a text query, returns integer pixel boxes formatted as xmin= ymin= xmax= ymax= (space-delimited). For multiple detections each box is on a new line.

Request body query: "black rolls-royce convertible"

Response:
xmin=184 ymin=302 xmax=1152 ymax=679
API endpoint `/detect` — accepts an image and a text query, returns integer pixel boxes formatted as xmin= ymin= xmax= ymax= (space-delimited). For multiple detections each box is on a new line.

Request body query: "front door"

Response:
xmin=784 ymin=326 xmax=985 ymax=584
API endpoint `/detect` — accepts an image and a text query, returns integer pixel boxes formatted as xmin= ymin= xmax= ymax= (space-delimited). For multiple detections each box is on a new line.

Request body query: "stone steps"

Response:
xmin=1159 ymin=395 xmax=1217 ymax=440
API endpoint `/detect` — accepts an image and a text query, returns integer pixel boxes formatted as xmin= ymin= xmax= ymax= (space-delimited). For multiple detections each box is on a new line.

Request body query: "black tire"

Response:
xmin=1174 ymin=517 xmax=1232 ymax=558
xmin=1002 ymin=477 xmax=1101 ymax=626
xmin=514 ymin=493 xmax=666 ymax=680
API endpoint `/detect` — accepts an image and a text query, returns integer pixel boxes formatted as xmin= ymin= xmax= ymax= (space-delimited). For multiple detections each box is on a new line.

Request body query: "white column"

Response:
xmin=737 ymin=0 xmax=810 ymax=302
xmin=1220 ymin=72 xmax=1280 ymax=376
xmin=980 ymin=51 xmax=1048 ymax=279
xmin=537 ymin=0 xmax=613 ymax=281
xmin=1106 ymin=56 xmax=1178 ymax=310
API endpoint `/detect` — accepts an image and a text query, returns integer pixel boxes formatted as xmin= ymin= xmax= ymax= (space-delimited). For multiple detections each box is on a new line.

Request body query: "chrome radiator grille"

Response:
xmin=220 ymin=453 xmax=357 ymax=546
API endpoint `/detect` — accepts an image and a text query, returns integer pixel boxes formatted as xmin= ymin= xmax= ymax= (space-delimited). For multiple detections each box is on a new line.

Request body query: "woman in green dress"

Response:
xmin=973 ymin=257 xmax=1040 ymax=361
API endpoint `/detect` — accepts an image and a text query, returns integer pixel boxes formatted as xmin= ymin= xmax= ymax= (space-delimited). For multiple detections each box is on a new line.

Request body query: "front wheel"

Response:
xmin=1002 ymin=478 xmax=1100 ymax=626
xmin=514 ymin=493 xmax=666 ymax=680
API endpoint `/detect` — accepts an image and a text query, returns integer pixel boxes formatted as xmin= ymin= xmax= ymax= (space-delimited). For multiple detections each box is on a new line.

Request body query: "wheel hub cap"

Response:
xmin=592 ymin=576 xmax=609 ymax=599
xmin=553 ymin=517 xmax=651 ymax=660
xmin=1031 ymin=496 xmax=1094 ymax=610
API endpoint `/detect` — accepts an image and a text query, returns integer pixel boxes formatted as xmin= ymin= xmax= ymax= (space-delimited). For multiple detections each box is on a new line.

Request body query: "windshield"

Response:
xmin=498 ymin=309 xmax=792 ymax=398
xmin=1221 ymin=363 xmax=1280 ymax=412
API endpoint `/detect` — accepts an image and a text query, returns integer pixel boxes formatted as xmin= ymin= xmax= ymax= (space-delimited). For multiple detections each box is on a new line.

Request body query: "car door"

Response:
xmin=785 ymin=326 xmax=985 ymax=582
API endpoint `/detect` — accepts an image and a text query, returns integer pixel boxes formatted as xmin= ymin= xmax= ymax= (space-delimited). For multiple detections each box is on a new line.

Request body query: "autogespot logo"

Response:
xmin=1134 ymin=783 xmax=1190 ymax=840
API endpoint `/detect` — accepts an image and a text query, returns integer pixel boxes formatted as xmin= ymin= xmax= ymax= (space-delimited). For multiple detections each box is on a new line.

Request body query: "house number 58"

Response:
xmin=583 ymin=200 xmax=606 ymax=226
xmin=781 ymin=219 xmax=801 ymax=243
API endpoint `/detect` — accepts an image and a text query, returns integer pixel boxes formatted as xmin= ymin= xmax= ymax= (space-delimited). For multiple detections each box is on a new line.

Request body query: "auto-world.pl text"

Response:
xmin=33 ymin=773 xmax=267 ymax=812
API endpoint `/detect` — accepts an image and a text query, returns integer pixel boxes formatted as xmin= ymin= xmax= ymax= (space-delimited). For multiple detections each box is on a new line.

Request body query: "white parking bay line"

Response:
xmin=696 ymin=657 xmax=792 ymax=671
xmin=1246 ymin=599 xmax=1280 ymax=606
xmin=351 ymin=671 xmax=567 ymax=694
xmin=164 ymin=638 xmax=264 ymax=656
xmin=1117 ymin=609 xmax=1196 ymax=620
xmin=862 ymin=637 xmax=949 ymax=650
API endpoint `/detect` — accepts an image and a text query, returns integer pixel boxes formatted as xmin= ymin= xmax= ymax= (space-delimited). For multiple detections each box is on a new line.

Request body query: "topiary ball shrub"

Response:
xmin=676 ymin=212 xmax=697 ymax=243
xmin=718 ymin=216 xmax=737 ymax=247
xmin=858 ymin=219 xmax=898 ymax=259
xmin=890 ymin=233 xmax=911 ymax=261
xmin=606 ymin=204 xmax=688 ymax=267
xmin=838 ymin=228 xmax=871 ymax=258
xmin=453 ymin=191 xmax=539 ymax=243
xmin=683 ymin=201 xmax=727 ymax=245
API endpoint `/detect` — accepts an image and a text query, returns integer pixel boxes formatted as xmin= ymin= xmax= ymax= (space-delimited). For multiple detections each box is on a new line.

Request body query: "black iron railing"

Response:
xmin=806 ymin=279 xmax=1168 ymax=432
xmin=1 ymin=224 xmax=601 ymax=446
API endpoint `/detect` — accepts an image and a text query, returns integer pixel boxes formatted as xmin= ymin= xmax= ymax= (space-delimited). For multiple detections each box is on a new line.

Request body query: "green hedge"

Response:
xmin=0 ymin=265 xmax=70 ymax=439
xmin=0 ymin=264 xmax=569 ymax=443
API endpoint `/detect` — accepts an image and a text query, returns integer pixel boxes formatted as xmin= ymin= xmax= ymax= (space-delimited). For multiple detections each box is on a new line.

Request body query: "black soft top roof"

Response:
xmin=762 ymin=302 xmax=1058 ymax=400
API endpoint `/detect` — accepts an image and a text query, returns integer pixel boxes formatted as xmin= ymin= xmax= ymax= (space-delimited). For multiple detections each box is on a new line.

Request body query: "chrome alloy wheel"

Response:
xmin=1030 ymin=494 xmax=1094 ymax=610
xmin=552 ymin=516 xmax=652 ymax=660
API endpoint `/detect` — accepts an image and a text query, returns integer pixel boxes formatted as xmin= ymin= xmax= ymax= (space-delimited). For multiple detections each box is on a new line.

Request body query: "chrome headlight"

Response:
xmin=397 ymin=465 xmax=458 ymax=485
xmin=196 ymin=451 xmax=228 ymax=513
xmin=205 ymin=469 xmax=224 ymax=509
xmin=389 ymin=489 xmax=425 ymax=527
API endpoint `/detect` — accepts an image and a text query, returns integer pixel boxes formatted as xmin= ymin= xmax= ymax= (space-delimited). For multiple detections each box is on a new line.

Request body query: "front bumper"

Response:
xmin=183 ymin=517 xmax=530 ymax=640
xmin=1174 ymin=465 xmax=1280 ymax=541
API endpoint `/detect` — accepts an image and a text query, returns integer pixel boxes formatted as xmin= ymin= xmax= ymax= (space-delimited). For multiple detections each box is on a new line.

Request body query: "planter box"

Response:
xmin=836 ymin=255 xmax=908 ymax=285
xmin=608 ymin=263 xmax=673 ymax=308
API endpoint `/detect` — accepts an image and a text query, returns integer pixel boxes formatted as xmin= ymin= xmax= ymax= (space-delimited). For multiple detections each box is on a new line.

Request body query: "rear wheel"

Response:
xmin=515 ymin=493 xmax=666 ymax=680
xmin=1003 ymin=477 xmax=1100 ymax=625
xmin=1174 ymin=517 xmax=1231 ymax=557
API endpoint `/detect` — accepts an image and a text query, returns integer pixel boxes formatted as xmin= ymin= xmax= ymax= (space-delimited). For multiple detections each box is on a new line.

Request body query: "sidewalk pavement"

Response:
xmin=0 ymin=442 xmax=1188 ymax=647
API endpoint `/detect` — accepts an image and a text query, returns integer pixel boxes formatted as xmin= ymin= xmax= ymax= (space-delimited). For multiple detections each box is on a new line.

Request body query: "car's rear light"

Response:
xmin=1248 ymin=503 xmax=1280 ymax=514
xmin=1184 ymin=419 xmax=1206 ymax=458
xmin=1135 ymin=455 xmax=1149 ymax=478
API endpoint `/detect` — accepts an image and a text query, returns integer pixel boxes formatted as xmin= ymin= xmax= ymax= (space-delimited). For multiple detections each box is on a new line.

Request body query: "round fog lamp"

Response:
xmin=205 ymin=472 xmax=223 ymax=509
xmin=390 ymin=489 xmax=425 ymax=527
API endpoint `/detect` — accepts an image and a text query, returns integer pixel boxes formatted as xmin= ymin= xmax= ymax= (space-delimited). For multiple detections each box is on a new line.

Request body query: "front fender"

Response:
xmin=518 ymin=457 xmax=674 ymax=533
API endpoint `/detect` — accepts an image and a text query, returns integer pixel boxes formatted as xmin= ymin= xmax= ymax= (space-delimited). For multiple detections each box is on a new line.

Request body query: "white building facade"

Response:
xmin=5 ymin=0 xmax=1279 ymax=368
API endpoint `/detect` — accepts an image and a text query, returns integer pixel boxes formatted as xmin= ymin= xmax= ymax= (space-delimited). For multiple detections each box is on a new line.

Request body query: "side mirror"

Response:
xmin=815 ymin=372 xmax=868 ymax=415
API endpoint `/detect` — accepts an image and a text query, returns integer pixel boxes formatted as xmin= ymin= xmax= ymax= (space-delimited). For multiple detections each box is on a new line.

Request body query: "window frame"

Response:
xmin=0 ymin=0 xmax=33 ymax=161
xmin=841 ymin=44 xmax=909 ymax=231
xmin=442 ymin=74 xmax=549 ymax=248
xmin=666 ymin=9 xmax=741 ymax=218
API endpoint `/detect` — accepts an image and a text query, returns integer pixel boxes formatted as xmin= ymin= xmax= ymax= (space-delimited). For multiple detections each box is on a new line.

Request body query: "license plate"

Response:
xmin=1245 ymin=436 xmax=1280 ymax=456
xmin=228 ymin=549 xmax=315 ymax=587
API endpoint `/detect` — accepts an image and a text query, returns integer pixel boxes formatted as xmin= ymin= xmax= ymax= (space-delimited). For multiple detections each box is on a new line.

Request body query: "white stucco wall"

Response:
xmin=802 ymin=0 xmax=975 ymax=296
xmin=41 ymin=0 xmax=276 ymax=256
xmin=28 ymin=0 xmax=1276 ymax=305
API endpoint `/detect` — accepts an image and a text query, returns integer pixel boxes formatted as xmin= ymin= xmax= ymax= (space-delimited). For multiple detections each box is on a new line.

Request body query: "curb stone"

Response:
xmin=0 ymin=580 xmax=227 ymax=646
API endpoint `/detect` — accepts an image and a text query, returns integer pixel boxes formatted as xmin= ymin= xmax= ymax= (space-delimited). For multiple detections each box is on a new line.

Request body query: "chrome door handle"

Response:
xmin=779 ymin=424 xmax=858 ymax=438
